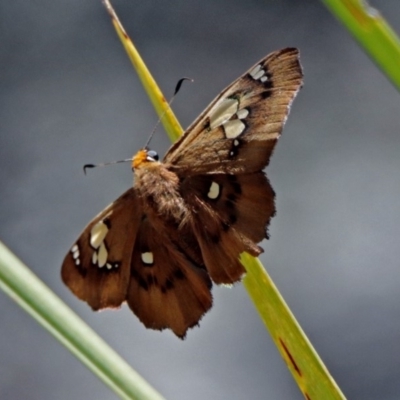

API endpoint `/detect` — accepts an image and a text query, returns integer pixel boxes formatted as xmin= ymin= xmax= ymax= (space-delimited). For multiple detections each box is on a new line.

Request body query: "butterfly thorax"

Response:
xmin=133 ymin=149 xmax=189 ymax=227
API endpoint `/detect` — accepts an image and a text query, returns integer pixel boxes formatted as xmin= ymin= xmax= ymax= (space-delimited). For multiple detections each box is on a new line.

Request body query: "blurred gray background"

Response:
xmin=1 ymin=1 xmax=400 ymax=399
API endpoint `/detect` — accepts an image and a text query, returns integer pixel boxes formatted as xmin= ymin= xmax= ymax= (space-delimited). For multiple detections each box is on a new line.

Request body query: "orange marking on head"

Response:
xmin=132 ymin=149 xmax=148 ymax=169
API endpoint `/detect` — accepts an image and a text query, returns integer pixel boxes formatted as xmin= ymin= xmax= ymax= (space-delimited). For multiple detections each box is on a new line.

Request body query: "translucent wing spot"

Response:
xmin=71 ymin=247 xmax=80 ymax=259
xmin=229 ymin=141 xmax=241 ymax=158
xmin=208 ymin=181 xmax=220 ymax=200
xmin=209 ymin=98 xmax=239 ymax=129
xmin=249 ymin=64 xmax=269 ymax=82
xmin=70 ymin=244 xmax=81 ymax=265
xmin=90 ymin=220 xmax=109 ymax=249
xmin=141 ymin=252 xmax=154 ymax=265
xmin=223 ymin=119 xmax=246 ymax=139
xmin=236 ymin=108 xmax=249 ymax=119
xmin=92 ymin=251 xmax=98 ymax=265
xmin=97 ymin=242 xmax=108 ymax=268
xmin=249 ymin=64 xmax=262 ymax=78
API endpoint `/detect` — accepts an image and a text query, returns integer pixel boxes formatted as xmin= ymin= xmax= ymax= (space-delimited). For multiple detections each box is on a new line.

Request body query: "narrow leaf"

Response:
xmin=321 ymin=0 xmax=400 ymax=91
xmin=0 ymin=241 xmax=165 ymax=400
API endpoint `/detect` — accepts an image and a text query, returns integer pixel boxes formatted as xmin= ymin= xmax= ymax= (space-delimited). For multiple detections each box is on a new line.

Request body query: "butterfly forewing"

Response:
xmin=164 ymin=48 xmax=303 ymax=175
xmin=61 ymin=189 xmax=141 ymax=310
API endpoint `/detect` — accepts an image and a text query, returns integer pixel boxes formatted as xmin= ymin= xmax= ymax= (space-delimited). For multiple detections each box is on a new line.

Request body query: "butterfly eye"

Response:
xmin=147 ymin=150 xmax=159 ymax=162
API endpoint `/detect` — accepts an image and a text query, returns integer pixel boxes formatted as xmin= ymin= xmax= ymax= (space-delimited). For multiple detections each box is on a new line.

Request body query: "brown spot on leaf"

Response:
xmin=279 ymin=338 xmax=302 ymax=377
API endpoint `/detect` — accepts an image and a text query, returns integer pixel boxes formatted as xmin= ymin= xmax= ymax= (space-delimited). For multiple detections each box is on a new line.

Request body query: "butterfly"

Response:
xmin=62 ymin=48 xmax=303 ymax=338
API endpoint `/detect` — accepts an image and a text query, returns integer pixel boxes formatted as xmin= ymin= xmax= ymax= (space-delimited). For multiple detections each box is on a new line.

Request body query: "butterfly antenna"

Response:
xmin=84 ymin=78 xmax=192 ymax=174
xmin=144 ymin=77 xmax=193 ymax=149
xmin=83 ymin=158 xmax=132 ymax=175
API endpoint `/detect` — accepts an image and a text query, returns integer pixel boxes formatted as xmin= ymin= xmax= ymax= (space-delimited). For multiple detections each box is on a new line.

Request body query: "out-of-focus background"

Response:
xmin=1 ymin=1 xmax=400 ymax=399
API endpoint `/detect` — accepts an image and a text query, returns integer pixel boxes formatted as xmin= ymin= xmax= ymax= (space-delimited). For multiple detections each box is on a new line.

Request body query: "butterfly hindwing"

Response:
xmin=164 ymin=48 xmax=303 ymax=175
xmin=61 ymin=188 xmax=142 ymax=310
xmin=180 ymin=172 xmax=276 ymax=284
xmin=127 ymin=216 xmax=212 ymax=338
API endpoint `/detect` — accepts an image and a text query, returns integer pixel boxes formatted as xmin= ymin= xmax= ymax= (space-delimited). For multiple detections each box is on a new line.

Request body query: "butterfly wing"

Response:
xmin=61 ymin=188 xmax=141 ymax=310
xmin=162 ymin=48 xmax=302 ymax=284
xmin=126 ymin=215 xmax=212 ymax=338
xmin=180 ymin=172 xmax=276 ymax=284
xmin=163 ymin=48 xmax=303 ymax=175
xmin=63 ymin=184 xmax=212 ymax=337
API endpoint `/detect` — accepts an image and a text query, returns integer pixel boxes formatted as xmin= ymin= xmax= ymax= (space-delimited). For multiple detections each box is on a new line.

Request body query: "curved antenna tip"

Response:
xmin=83 ymin=164 xmax=95 ymax=175
xmin=144 ymin=77 xmax=194 ymax=149
xmin=174 ymin=77 xmax=194 ymax=95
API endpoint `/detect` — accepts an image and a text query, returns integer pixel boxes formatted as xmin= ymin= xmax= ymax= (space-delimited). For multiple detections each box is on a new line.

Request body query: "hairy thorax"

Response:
xmin=134 ymin=162 xmax=189 ymax=226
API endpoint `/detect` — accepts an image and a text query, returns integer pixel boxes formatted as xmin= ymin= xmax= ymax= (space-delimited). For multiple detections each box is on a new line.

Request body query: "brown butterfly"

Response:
xmin=62 ymin=48 xmax=303 ymax=338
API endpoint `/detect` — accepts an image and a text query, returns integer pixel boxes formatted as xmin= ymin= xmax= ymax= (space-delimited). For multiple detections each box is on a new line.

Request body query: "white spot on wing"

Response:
xmin=208 ymin=181 xmax=220 ymax=200
xmin=209 ymin=98 xmax=239 ymax=129
xmin=249 ymin=64 xmax=262 ymax=78
xmin=141 ymin=252 xmax=154 ymax=265
xmin=249 ymin=64 xmax=267 ymax=82
xmin=90 ymin=220 xmax=109 ymax=249
xmin=106 ymin=263 xmax=112 ymax=270
xmin=252 ymin=69 xmax=265 ymax=80
xmin=71 ymin=245 xmax=80 ymax=264
xmin=223 ymin=119 xmax=245 ymax=139
xmin=97 ymin=242 xmax=108 ymax=268
xmin=92 ymin=251 xmax=98 ymax=265
xmin=236 ymin=108 xmax=249 ymax=119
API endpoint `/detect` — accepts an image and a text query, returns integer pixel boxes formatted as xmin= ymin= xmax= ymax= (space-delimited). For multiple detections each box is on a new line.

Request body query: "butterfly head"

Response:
xmin=132 ymin=148 xmax=159 ymax=170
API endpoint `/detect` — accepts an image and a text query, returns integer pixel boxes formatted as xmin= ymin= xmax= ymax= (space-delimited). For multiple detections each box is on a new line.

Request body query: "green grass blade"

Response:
xmin=0 ymin=241 xmax=165 ymax=400
xmin=102 ymin=0 xmax=183 ymax=142
xmin=321 ymin=0 xmax=400 ymax=90
xmin=241 ymin=254 xmax=345 ymax=399
xmin=102 ymin=1 xmax=346 ymax=398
